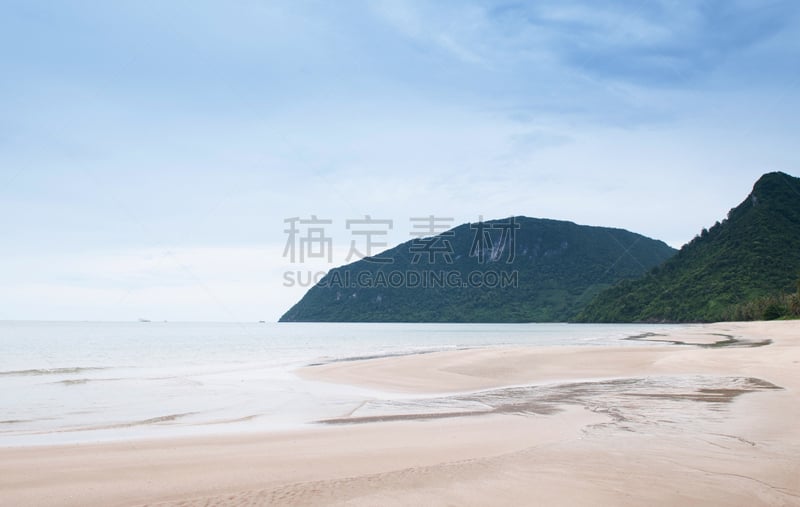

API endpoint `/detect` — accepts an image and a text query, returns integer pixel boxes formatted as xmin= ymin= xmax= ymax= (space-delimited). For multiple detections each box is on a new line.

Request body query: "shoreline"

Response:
xmin=2 ymin=321 xmax=799 ymax=506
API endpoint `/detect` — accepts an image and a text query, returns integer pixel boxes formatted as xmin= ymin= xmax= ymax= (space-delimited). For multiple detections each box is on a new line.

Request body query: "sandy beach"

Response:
xmin=2 ymin=321 xmax=799 ymax=506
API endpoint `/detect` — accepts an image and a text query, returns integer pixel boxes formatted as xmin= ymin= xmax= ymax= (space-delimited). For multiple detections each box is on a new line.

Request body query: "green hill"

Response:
xmin=279 ymin=217 xmax=676 ymax=322
xmin=576 ymin=172 xmax=800 ymax=323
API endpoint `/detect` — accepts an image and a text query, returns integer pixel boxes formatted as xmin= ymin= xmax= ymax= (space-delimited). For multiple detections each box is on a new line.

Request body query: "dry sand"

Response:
xmin=2 ymin=321 xmax=799 ymax=506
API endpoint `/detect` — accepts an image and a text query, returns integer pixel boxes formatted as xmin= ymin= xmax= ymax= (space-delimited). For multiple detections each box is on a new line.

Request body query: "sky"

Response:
xmin=1 ymin=0 xmax=799 ymax=322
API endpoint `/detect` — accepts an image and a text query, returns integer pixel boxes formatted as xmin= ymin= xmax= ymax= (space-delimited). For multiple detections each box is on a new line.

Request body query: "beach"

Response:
xmin=2 ymin=321 xmax=799 ymax=506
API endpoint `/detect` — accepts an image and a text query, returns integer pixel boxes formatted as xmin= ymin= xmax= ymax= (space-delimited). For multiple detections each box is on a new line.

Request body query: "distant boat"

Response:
xmin=138 ymin=318 xmax=151 ymax=323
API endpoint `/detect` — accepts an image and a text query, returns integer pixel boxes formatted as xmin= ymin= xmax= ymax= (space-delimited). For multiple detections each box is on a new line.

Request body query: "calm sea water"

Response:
xmin=0 ymin=321 xmax=690 ymax=446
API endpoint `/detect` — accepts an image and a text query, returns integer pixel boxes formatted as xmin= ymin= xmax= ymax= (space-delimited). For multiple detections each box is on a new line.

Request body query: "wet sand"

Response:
xmin=2 ymin=321 xmax=799 ymax=506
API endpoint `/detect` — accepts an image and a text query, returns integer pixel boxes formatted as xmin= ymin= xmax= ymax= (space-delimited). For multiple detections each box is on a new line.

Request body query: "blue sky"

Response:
xmin=2 ymin=0 xmax=799 ymax=321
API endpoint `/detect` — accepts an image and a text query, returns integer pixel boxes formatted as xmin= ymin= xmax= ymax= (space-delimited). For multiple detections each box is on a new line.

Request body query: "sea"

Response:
xmin=0 ymin=321 xmax=691 ymax=446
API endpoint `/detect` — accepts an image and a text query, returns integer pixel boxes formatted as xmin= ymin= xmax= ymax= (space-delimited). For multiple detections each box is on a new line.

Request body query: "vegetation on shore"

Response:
xmin=724 ymin=287 xmax=800 ymax=321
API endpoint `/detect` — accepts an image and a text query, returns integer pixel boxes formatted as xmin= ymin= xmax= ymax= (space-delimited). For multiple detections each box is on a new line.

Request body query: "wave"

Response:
xmin=10 ymin=412 xmax=201 ymax=436
xmin=50 ymin=377 xmax=125 ymax=386
xmin=0 ymin=367 xmax=107 ymax=377
xmin=307 ymin=346 xmax=471 ymax=367
xmin=53 ymin=379 xmax=90 ymax=386
xmin=59 ymin=412 xmax=200 ymax=432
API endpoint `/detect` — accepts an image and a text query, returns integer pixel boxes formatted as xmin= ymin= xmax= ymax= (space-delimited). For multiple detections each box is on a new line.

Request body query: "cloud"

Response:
xmin=490 ymin=0 xmax=797 ymax=86
xmin=363 ymin=0 xmax=798 ymax=130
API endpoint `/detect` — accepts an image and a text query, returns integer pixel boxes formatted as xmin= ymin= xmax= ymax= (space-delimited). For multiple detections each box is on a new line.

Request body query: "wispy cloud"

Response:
xmin=488 ymin=0 xmax=797 ymax=86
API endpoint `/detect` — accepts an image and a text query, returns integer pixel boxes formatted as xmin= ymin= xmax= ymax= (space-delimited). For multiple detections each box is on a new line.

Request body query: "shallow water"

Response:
xmin=0 ymin=321 xmax=690 ymax=445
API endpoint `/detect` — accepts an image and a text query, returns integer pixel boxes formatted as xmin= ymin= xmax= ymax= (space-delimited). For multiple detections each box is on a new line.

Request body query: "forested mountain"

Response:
xmin=576 ymin=172 xmax=800 ymax=322
xmin=280 ymin=217 xmax=675 ymax=322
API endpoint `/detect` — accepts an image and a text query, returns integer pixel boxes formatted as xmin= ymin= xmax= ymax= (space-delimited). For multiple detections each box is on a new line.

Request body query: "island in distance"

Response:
xmin=280 ymin=217 xmax=676 ymax=323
